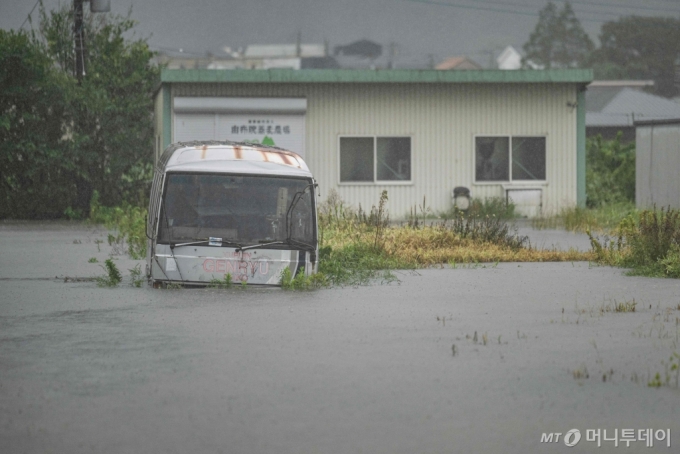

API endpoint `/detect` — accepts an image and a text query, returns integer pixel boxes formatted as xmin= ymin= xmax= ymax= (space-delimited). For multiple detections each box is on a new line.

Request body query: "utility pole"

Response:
xmin=72 ymin=0 xmax=110 ymax=215
xmin=74 ymin=0 xmax=85 ymax=84
xmin=73 ymin=0 xmax=111 ymax=84
xmin=427 ymin=54 xmax=435 ymax=69
xmin=387 ymin=42 xmax=396 ymax=69
xmin=296 ymin=30 xmax=301 ymax=57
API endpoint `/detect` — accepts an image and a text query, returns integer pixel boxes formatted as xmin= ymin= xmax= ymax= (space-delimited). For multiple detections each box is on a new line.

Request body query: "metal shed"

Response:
xmin=635 ymin=118 xmax=680 ymax=209
xmin=154 ymin=68 xmax=592 ymax=218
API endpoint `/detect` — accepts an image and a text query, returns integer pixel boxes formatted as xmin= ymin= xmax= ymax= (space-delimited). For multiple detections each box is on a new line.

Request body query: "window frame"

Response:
xmin=338 ymin=135 xmax=413 ymax=185
xmin=473 ymin=134 xmax=548 ymax=185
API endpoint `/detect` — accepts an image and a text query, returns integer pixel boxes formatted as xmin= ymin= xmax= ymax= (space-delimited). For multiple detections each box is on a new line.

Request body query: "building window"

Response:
xmin=340 ymin=136 xmax=411 ymax=183
xmin=475 ymin=136 xmax=546 ymax=182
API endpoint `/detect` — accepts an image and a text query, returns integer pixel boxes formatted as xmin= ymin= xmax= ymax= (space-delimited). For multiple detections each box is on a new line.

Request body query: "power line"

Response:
xmin=445 ymin=0 xmax=619 ymax=20
xmin=20 ymin=0 xmax=41 ymax=30
xmin=475 ymin=0 xmax=680 ymax=17
xmin=401 ymin=0 xmax=540 ymax=18
xmin=563 ymin=0 xmax=680 ymax=14
xmin=400 ymin=0 xmax=679 ymax=23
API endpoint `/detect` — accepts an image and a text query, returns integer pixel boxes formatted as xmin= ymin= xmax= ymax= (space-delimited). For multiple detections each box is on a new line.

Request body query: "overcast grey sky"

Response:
xmin=2 ymin=0 xmax=679 ymax=68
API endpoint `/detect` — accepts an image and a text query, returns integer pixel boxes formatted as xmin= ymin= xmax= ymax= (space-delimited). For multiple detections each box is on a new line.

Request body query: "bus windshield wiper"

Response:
xmin=236 ymin=240 xmax=284 ymax=252
xmin=236 ymin=238 xmax=315 ymax=252
xmin=171 ymin=238 xmax=241 ymax=248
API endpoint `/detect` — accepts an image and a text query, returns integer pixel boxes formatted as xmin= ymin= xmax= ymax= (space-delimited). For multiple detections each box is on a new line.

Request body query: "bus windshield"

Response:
xmin=157 ymin=173 xmax=315 ymax=247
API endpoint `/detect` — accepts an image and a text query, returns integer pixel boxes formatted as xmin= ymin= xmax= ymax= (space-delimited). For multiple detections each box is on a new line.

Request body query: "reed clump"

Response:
xmin=589 ymin=206 xmax=680 ymax=278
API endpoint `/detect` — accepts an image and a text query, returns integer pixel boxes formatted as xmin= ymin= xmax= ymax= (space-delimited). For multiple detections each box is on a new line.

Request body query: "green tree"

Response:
xmin=39 ymin=4 xmax=159 ymax=213
xmin=0 ymin=30 xmax=71 ymax=218
xmin=0 ymin=5 xmax=158 ymax=220
xmin=523 ymin=1 xmax=593 ymax=69
xmin=586 ymin=134 xmax=635 ymax=208
xmin=590 ymin=16 xmax=680 ymax=98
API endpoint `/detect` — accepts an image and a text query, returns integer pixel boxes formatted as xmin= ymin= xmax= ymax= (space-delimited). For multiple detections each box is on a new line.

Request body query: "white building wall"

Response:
xmin=171 ymin=82 xmax=578 ymax=218
xmin=636 ymin=123 xmax=680 ymax=209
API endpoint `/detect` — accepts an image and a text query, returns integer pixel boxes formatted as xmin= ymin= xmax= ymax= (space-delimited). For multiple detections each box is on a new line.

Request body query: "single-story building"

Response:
xmin=635 ymin=118 xmax=680 ymax=210
xmin=154 ymin=68 xmax=592 ymax=218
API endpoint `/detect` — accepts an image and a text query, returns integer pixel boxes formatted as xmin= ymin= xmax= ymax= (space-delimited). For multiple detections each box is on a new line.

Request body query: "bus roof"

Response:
xmin=158 ymin=141 xmax=311 ymax=177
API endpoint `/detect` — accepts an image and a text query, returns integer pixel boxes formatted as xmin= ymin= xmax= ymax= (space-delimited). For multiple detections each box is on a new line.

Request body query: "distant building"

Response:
xmin=334 ymin=40 xmax=382 ymax=59
xmin=586 ymin=81 xmax=680 ymax=142
xmin=496 ymin=46 xmax=522 ymax=70
xmin=154 ymin=43 xmax=338 ymax=70
xmin=154 ymin=52 xmax=240 ymax=70
xmin=435 ymin=57 xmax=483 ymax=70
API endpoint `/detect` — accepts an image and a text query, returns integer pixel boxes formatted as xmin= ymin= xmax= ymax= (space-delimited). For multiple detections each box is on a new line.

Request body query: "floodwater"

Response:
xmin=0 ymin=222 xmax=678 ymax=453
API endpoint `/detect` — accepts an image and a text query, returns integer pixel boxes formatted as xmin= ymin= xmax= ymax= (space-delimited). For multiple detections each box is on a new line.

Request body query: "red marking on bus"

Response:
xmin=203 ymin=258 xmax=270 ymax=276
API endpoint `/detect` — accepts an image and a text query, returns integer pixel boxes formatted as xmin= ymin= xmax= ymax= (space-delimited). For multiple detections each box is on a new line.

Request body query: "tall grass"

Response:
xmin=589 ymin=206 xmax=680 ymax=278
xmin=532 ymin=202 xmax=636 ymax=233
xmin=319 ymin=190 xmax=592 ymax=282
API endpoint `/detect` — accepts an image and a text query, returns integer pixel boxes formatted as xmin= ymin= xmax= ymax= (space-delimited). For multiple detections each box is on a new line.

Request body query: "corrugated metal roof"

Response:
xmin=634 ymin=118 xmax=680 ymax=126
xmin=161 ymin=68 xmax=593 ymax=84
xmin=586 ymin=87 xmax=680 ymax=127
xmin=585 ymin=87 xmax=621 ymax=112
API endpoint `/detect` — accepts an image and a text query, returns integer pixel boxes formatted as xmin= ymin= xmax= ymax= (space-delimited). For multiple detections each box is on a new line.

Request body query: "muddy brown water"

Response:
xmin=1 ymin=222 xmax=678 ymax=453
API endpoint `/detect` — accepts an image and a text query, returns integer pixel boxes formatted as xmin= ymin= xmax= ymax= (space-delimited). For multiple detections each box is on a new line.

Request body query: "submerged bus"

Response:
xmin=146 ymin=141 xmax=318 ymax=287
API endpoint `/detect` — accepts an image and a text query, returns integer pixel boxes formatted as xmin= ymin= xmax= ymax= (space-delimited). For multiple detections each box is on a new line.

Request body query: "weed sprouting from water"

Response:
xmin=96 ymin=258 xmax=122 ymax=287
xmin=280 ymin=267 xmax=328 ymax=290
xmin=572 ymin=364 xmax=590 ymax=380
xmin=129 ymin=264 xmax=144 ymax=287
xmin=613 ymin=299 xmax=637 ymax=313
xmin=648 ymin=352 xmax=680 ymax=388
xmin=209 ymin=273 xmax=233 ymax=289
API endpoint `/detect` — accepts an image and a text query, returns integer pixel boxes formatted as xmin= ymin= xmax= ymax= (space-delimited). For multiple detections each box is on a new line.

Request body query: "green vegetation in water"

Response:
xmin=280 ymin=267 xmax=330 ymax=290
xmin=129 ymin=263 xmax=144 ymax=288
xmin=590 ymin=206 xmax=680 ymax=278
xmin=317 ymin=189 xmax=589 ymax=288
xmin=648 ymin=352 xmax=680 ymax=388
xmin=90 ymin=191 xmax=147 ymax=260
xmin=209 ymin=273 xmax=234 ymax=289
xmin=317 ymin=244 xmax=401 ymax=287
xmin=96 ymin=258 xmax=122 ymax=287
